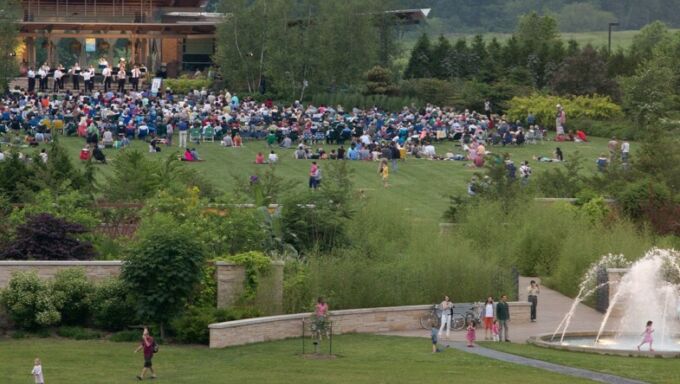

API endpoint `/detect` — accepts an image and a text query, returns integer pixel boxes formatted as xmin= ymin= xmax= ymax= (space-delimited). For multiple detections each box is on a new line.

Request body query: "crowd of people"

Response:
xmin=0 ymin=78 xmax=630 ymax=195
xmin=0 ymin=80 xmax=560 ymax=166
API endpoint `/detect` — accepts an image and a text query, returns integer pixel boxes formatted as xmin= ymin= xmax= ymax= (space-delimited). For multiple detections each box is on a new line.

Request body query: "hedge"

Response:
xmin=506 ymin=94 xmax=623 ymax=127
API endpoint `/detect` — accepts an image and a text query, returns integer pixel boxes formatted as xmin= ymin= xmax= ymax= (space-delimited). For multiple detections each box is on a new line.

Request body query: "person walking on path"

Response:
xmin=481 ymin=296 xmax=495 ymax=340
xmin=528 ymin=280 xmax=540 ymax=322
xmin=438 ymin=295 xmax=454 ymax=339
xmin=134 ymin=327 xmax=157 ymax=381
xmin=496 ymin=295 xmax=510 ymax=342
xmin=31 ymin=358 xmax=44 ymax=384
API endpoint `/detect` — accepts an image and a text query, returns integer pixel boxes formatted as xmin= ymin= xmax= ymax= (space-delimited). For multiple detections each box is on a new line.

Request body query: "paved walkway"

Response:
xmin=442 ymin=342 xmax=647 ymax=384
xmin=379 ymin=277 xmax=629 ymax=383
xmin=382 ymin=276 xmax=610 ymax=343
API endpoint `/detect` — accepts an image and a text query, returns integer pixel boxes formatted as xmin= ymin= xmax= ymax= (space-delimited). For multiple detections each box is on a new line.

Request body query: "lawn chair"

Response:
xmin=203 ymin=126 xmax=215 ymax=142
xmin=189 ymin=127 xmax=201 ymax=144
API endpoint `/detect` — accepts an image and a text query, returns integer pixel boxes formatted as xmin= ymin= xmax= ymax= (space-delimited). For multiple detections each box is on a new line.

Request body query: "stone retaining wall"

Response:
xmin=0 ymin=261 xmax=285 ymax=315
xmin=215 ymin=261 xmax=284 ymax=314
xmin=209 ymin=302 xmax=531 ymax=348
xmin=0 ymin=261 xmax=122 ymax=288
xmin=605 ymin=268 xmax=627 ymax=317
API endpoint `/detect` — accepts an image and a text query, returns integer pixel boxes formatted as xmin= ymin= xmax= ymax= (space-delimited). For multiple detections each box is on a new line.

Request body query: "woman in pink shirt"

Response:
xmin=315 ymin=297 xmax=328 ymax=318
xmin=313 ymin=297 xmax=329 ymax=343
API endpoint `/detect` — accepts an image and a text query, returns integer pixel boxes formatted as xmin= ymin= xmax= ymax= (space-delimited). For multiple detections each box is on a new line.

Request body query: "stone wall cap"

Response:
xmin=606 ymin=268 xmax=629 ymax=273
xmin=214 ymin=261 xmax=284 ymax=266
xmin=209 ymin=303 xmax=524 ymax=329
xmin=0 ymin=260 xmax=123 ymax=266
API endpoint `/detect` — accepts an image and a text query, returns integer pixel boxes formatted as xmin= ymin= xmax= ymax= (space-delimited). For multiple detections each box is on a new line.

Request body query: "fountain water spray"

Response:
xmin=551 ymin=248 xmax=680 ymax=351
xmin=551 ymin=253 xmax=629 ymax=343
xmin=594 ymin=249 xmax=680 ymax=347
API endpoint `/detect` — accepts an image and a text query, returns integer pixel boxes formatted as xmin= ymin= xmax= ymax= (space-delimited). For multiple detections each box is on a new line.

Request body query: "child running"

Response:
xmin=637 ymin=320 xmax=654 ymax=352
xmin=466 ymin=320 xmax=476 ymax=347
xmin=378 ymin=159 xmax=389 ymax=188
xmin=431 ymin=319 xmax=441 ymax=353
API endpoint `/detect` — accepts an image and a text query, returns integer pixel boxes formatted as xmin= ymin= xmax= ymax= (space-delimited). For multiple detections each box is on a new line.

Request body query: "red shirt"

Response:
xmin=142 ymin=336 xmax=155 ymax=359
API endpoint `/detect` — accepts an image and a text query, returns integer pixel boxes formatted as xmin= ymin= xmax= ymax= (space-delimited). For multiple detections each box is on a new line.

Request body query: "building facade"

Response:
xmin=19 ymin=0 xmax=219 ymax=76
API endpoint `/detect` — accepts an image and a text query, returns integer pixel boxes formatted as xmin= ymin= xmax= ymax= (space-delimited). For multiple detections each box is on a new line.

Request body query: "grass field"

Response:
xmin=0 ymin=335 xmax=597 ymax=384
xmin=482 ymin=342 xmax=680 ymax=384
xmin=45 ymin=135 xmax=613 ymax=220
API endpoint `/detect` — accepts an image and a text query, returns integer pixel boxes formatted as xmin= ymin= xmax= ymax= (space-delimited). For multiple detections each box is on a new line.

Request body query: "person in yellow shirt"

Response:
xmin=379 ymin=158 xmax=389 ymax=188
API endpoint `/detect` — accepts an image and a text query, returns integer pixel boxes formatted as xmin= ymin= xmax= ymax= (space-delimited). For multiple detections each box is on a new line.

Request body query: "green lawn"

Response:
xmin=43 ymin=135 xmax=611 ymax=220
xmin=481 ymin=342 xmax=680 ymax=384
xmin=0 ymin=335 xmax=598 ymax=384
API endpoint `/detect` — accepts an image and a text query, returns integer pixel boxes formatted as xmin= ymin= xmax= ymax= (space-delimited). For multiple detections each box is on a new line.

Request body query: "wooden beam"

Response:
xmin=20 ymin=32 xmax=214 ymax=39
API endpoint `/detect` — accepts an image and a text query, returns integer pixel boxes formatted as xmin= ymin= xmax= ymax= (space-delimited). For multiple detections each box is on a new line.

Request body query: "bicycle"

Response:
xmin=451 ymin=302 xmax=483 ymax=331
xmin=419 ymin=305 xmax=441 ymax=329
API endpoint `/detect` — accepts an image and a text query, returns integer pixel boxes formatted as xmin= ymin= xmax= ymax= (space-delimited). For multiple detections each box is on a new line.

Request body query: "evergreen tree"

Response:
xmin=404 ymin=33 xmax=432 ymax=79
xmin=430 ymin=35 xmax=452 ymax=79
xmin=550 ymin=45 xmax=618 ymax=96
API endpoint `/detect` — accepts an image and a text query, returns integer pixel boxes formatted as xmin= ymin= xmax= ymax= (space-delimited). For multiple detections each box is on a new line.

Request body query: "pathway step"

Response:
xmin=443 ymin=342 xmax=648 ymax=384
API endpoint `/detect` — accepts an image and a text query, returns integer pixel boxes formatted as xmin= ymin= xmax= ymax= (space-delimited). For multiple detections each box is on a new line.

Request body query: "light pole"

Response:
xmin=608 ymin=22 xmax=620 ymax=54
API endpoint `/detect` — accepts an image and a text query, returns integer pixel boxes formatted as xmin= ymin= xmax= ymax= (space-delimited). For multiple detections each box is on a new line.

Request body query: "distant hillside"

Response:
xmin=390 ymin=0 xmax=680 ymax=33
xmin=206 ymin=1 xmax=679 ymax=34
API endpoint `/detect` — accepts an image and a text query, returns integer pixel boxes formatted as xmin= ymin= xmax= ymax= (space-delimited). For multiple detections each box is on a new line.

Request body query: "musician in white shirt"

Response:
xmin=69 ymin=63 xmax=81 ymax=90
xmin=82 ymin=65 xmax=95 ymax=92
xmin=117 ymin=68 xmax=126 ymax=93
xmin=102 ymin=65 xmax=112 ymax=92
xmin=53 ymin=65 xmax=64 ymax=91
xmin=38 ymin=63 xmax=48 ymax=91
xmin=27 ymin=67 xmax=36 ymax=92
xmin=131 ymin=64 xmax=141 ymax=91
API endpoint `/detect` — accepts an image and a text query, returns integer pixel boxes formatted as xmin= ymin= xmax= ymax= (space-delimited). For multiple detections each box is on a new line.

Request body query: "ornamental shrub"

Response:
xmin=0 ymin=272 xmax=60 ymax=329
xmin=122 ymin=213 xmax=206 ymax=336
xmin=56 ymin=326 xmax=102 ymax=340
xmin=50 ymin=268 xmax=94 ymax=326
xmin=0 ymin=213 xmax=97 ymax=261
xmin=90 ymin=278 xmax=138 ymax=331
xmin=171 ymin=305 xmax=261 ymax=344
xmin=506 ymin=94 xmax=622 ymax=127
xmin=109 ymin=330 xmax=142 ymax=342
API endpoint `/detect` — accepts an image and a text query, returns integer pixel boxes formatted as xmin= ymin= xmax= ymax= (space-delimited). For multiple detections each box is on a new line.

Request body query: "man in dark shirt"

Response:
xmin=496 ymin=295 xmax=510 ymax=342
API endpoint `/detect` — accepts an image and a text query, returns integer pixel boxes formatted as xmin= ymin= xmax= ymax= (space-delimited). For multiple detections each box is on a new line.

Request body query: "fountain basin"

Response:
xmin=529 ymin=332 xmax=680 ymax=358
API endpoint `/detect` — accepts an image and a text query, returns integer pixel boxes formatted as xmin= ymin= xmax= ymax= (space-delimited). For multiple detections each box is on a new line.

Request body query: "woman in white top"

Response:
xmin=438 ymin=295 xmax=454 ymax=339
xmin=481 ymin=296 xmax=495 ymax=340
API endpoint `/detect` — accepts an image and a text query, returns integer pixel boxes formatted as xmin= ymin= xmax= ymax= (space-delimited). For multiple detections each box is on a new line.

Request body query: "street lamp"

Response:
xmin=608 ymin=22 xmax=620 ymax=54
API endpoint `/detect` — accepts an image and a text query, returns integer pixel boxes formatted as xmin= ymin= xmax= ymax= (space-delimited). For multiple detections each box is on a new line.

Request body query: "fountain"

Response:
xmin=533 ymin=248 xmax=680 ymax=357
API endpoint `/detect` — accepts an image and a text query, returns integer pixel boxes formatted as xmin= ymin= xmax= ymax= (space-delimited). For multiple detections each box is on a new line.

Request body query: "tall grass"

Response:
xmin=287 ymin=200 xmax=515 ymax=311
xmin=283 ymin=197 xmax=676 ymax=312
